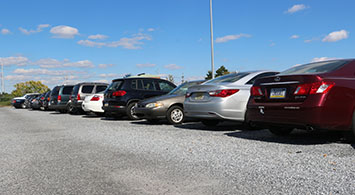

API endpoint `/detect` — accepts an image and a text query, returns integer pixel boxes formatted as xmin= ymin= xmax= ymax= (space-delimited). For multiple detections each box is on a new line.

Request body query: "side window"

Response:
xmin=158 ymin=81 xmax=175 ymax=92
xmin=81 ymin=85 xmax=94 ymax=93
xmin=95 ymin=85 xmax=107 ymax=93
xmin=246 ymin=72 xmax=278 ymax=85
xmin=131 ymin=80 xmax=137 ymax=89
xmin=142 ymin=79 xmax=156 ymax=91
xmin=131 ymin=80 xmax=144 ymax=90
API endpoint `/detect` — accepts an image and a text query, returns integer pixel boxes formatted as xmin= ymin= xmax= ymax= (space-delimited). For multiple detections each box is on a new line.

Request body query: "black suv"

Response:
xmin=68 ymin=82 xmax=108 ymax=114
xmin=103 ymin=77 xmax=176 ymax=119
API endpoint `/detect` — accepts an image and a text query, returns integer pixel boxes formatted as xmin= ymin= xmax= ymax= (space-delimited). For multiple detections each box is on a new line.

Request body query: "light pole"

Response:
xmin=209 ymin=0 xmax=215 ymax=79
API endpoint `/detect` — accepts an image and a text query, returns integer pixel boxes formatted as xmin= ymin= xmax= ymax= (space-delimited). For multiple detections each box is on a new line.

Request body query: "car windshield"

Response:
xmin=204 ymin=72 xmax=249 ymax=84
xmin=168 ymin=81 xmax=202 ymax=95
xmin=280 ymin=60 xmax=349 ymax=75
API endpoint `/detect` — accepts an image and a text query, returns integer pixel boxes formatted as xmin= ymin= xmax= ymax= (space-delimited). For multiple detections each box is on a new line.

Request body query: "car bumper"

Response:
xmin=246 ymin=102 xmax=350 ymax=131
xmin=82 ymin=102 xmax=104 ymax=113
xmin=102 ymin=104 xmax=126 ymax=114
xmin=134 ymin=107 xmax=166 ymax=119
xmin=184 ymin=99 xmax=247 ymax=121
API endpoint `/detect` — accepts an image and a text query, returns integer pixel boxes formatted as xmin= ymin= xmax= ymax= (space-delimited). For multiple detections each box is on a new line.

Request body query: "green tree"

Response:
xmin=167 ymin=74 xmax=175 ymax=84
xmin=11 ymin=81 xmax=50 ymax=97
xmin=205 ymin=66 xmax=230 ymax=80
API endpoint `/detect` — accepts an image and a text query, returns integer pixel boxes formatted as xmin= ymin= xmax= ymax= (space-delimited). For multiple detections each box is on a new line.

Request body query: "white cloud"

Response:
xmin=33 ymin=58 xmax=94 ymax=68
xmin=13 ymin=68 xmax=84 ymax=76
xmin=147 ymin=28 xmax=155 ymax=32
xmin=93 ymin=79 xmax=109 ymax=83
xmin=1 ymin=29 xmax=11 ymax=35
xmin=98 ymin=64 xmax=114 ymax=68
xmin=290 ymin=35 xmax=299 ymax=39
xmin=136 ymin=63 xmax=156 ymax=68
xmin=285 ymin=4 xmax=308 ymax=14
xmin=99 ymin=73 xmax=123 ymax=78
xmin=304 ymin=37 xmax=320 ymax=43
xmin=88 ymin=34 xmax=108 ymax=40
xmin=78 ymin=33 xmax=152 ymax=49
xmin=215 ymin=34 xmax=251 ymax=43
xmin=5 ymin=75 xmax=40 ymax=81
xmin=50 ymin=25 xmax=79 ymax=38
xmin=311 ymin=57 xmax=337 ymax=63
xmin=185 ymin=76 xmax=205 ymax=81
xmin=0 ymin=56 xmax=29 ymax=66
xmin=164 ymin=64 xmax=183 ymax=70
xmin=322 ymin=30 xmax=349 ymax=42
xmin=19 ymin=24 xmax=50 ymax=35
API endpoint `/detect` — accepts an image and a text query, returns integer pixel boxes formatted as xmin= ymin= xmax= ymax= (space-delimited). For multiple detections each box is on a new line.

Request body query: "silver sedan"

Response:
xmin=184 ymin=71 xmax=278 ymax=126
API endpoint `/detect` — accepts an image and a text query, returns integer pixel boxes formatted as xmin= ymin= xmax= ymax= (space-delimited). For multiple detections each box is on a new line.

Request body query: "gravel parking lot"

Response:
xmin=0 ymin=107 xmax=354 ymax=195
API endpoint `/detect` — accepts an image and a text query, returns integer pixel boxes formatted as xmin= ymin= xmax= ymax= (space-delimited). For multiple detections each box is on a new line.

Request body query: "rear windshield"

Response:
xmin=96 ymin=85 xmax=107 ymax=93
xmin=169 ymin=81 xmax=202 ymax=95
xmin=107 ymin=80 xmax=123 ymax=91
xmin=280 ymin=60 xmax=349 ymax=75
xmin=62 ymin=86 xmax=74 ymax=95
xmin=81 ymin=85 xmax=94 ymax=93
xmin=205 ymin=72 xmax=249 ymax=84
xmin=51 ymin=87 xmax=60 ymax=96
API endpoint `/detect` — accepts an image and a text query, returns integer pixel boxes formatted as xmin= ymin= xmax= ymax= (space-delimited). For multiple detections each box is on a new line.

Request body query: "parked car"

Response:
xmin=103 ymin=77 xmax=176 ymax=119
xmin=246 ymin=59 xmax=355 ymax=139
xmin=31 ymin=95 xmax=43 ymax=110
xmin=24 ymin=94 xmax=40 ymax=108
xmin=68 ymin=82 xmax=108 ymax=114
xmin=184 ymin=71 xmax=279 ymax=126
xmin=48 ymin=86 xmax=61 ymax=110
xmin=11 ymin=93 xmax=39 ymax=109
xmin=49 ymin=85 xmax=74 ymax=113
xmin=134 ymin=80 xmax=204 ymax=124
xmin=40 ymin=91 xmax=52 ymax=110
xmin=82 ymin=92 xmax=105 ymax=116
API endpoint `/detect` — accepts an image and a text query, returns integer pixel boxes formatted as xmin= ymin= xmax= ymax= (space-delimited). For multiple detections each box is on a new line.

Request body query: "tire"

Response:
xmin=269 ymin=127 xmax=293 ymax=136
xmin=345 ymin=111 xmax=355 ymax=143
xmin=68 ymin=104 xmax=78 ymax=114
xmin=126 ymin=102 xmax=139 ymax=120
xmin=21 ymin=103 xmax=26 ymax=109
xmin=166 ymin=106 xmax=184 ymax=125
xmin=201 ymin=120 xmax=219 ymax=127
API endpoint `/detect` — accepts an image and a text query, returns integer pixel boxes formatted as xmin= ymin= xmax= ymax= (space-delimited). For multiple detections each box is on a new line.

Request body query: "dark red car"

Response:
xmin=246 ymin=59 xmax=355 ymax=139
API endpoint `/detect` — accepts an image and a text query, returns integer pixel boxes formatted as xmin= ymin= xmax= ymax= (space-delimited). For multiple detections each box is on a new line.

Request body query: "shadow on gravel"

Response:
xmin=225 ymin=129 xmax=349 ymax=145
xmin=131 ymin=120 xmax=171 ymax=126
xmin=173 ymin=122 xmax=245 ymax=132
xmin=100 ymin=116 xmax=136 ymax=121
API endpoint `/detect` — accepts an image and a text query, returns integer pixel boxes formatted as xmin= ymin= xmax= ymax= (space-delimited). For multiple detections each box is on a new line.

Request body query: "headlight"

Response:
xmin=145 ymin=102 xmax=164 ymax=108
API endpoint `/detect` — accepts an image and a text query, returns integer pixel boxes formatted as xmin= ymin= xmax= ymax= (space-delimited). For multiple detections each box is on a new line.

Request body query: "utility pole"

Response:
xmin=209 ymin=0 xmax=215 ymax=79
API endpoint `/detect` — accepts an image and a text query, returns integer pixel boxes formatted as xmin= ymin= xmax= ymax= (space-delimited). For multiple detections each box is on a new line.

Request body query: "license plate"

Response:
xmin=270 ymin=88 xmax=286 ymax=99
xmin=194 ymin=93 xmax=205 ymax=100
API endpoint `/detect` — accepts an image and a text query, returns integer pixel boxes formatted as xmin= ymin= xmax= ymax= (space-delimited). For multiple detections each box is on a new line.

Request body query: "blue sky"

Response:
xmin=0 ymin=0 xmax=354 ymax=92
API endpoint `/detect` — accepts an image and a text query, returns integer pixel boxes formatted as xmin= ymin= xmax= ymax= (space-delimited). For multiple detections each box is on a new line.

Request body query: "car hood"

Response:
xmin=13 ymin=97 xmax=26 ymax=100
xmin=139 ymin=94 xmax=183 ymax=104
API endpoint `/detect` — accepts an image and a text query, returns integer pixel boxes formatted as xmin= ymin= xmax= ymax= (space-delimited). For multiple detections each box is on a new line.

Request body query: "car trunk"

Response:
xmin=187 ymin=84 xmax=247 ymax=102
xmin=253 ymin=74 xmax=323 ymax=103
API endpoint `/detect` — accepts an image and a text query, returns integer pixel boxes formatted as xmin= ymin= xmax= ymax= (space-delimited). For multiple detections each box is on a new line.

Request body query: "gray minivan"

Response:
xmin=68 ymin=82 xmax=108 ymax=114
xmin=49 ymin=85 xmax=74 ymax=113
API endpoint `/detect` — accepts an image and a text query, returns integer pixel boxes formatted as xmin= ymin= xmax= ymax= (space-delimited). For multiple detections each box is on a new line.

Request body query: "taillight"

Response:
xmin=294 ymin=81 xmax=335 ymax=95
xmin=251 ymin=86 xmax=263 ymax=96
xmin=77 ymin=94 xmax=81 ymax=100
xmin=185 ymin=93 xmax=192 ymax=98
xmin=112 ymin=90 xmax=126 ymax=97
xmin=13 ymin=100 xmax=16 ymax=103
xmin=58 ymin=95 xmax=61 ymax=101
xmin=209 ymin=89 xmax=239 ymax=97
xmin=90 ymin=95 xmax=101 ymax=101
xmin=41 ymin=97 xmax=44 ymax=100
xmin=47 ymin=97 xmax=50 ymax=101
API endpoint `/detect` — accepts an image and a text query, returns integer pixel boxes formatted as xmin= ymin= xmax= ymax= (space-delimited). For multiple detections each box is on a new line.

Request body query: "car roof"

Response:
xmin=74 ymin=82 xmax=109 ymax=85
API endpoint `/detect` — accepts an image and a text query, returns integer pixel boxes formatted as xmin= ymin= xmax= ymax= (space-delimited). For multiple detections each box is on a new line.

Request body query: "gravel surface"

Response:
xmin=0 ymin=107 xmax=354 ymax=195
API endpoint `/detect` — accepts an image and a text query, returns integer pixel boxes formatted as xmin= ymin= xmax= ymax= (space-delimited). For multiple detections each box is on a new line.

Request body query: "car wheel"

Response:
xmin=126 ymin=102 xmax=139 ymax=120
xmin=167 ymin=106 xmax=184 ymax=125
xmin=68 ymin=104 xmax=78 ymax=114
xmin=269 ymin=127 xmax=293 ymax=136
xmin=344 ymin=111 xmax=355 ymax=143
xmin=201 ymin=120 xmax=219 ymax=127
xmin=21 ymin=103 xmax=26 ymax=109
